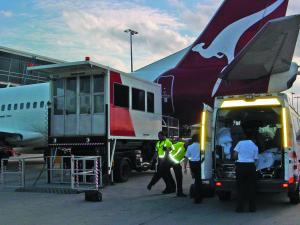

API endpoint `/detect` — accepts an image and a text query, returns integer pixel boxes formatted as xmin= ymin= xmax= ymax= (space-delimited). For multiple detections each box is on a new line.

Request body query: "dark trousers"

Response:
xmin=189 ymin=161 xmax=203 ymax=202
xmin=170 ymin=162 xmax=183 ymax=194
xmin=236 ymin=162 xmax=256 ymax=210
xmin=149 ymin=158 xmax=175 ymax=190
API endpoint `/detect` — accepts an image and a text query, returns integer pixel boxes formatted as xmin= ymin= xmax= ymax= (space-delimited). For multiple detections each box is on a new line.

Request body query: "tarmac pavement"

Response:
xmin=0 ymin=165 xmax=300 ymax=225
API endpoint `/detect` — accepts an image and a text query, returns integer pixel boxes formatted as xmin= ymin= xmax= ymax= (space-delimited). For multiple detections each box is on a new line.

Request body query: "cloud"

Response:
xmin=0 ymin=10 xmax=13 ymax=17
xmin=15 ymin=0 xmax=193 ymax=71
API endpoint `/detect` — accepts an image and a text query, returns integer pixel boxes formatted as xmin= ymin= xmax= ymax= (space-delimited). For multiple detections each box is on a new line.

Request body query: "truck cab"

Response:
xmin=210 ymin=93 xmax=300 ymax=203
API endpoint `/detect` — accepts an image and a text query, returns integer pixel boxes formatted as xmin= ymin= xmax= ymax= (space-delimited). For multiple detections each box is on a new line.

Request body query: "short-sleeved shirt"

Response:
xmin=185 ymin=142 xmax=201 ymax=161
xmin=234 ymin=140 xmax=258 ymax=163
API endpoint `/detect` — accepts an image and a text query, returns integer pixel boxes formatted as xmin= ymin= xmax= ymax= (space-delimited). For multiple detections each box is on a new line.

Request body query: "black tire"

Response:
xmin=289 ymin=185 xmax=300 ymax=204
xmin=114 ymin=158 xmax=131 ymax=183
xmin=217 ymin=191 xmax=231 ymax=201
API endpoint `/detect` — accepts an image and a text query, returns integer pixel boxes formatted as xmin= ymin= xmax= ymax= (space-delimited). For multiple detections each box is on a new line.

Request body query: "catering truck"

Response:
xmin=200 ymin=93 xmax=300 ymax=203
xmin=28 ymin=59 xmax=178 ymax=183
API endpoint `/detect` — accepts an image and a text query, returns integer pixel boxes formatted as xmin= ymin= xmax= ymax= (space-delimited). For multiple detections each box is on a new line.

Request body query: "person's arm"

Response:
xmin=232 ymin=142 xmax=240 ymax=160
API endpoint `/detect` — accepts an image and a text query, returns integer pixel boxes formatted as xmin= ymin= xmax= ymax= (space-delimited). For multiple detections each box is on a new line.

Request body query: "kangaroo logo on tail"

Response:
xmin=192 ymin=0 xmax=284 ymax=64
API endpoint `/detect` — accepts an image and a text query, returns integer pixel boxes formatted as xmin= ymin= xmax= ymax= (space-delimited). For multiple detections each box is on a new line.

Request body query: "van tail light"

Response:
xmin=216 ymin=182 xmax=222 ymax=187
xmin=282 ymin=183 xmax=289 ymax=188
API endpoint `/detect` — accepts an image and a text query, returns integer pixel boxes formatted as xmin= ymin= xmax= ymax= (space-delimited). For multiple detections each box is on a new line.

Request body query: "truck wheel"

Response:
xmin=217 ymin=191 xmax=231 ymax=201
xmin=289 ymin=185 xmax=300 ymax=204
xmin=114 ymin=159 xmax=131 ymax=183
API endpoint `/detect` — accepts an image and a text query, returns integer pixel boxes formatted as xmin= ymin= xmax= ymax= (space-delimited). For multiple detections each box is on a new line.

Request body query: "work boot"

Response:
xmin=177 ymin=192 xmax=187 ymax=197
xmin=147 ymin=184 xmax=152 ymax=191
xmin=162 ymin=188 xmax=175 ymax=194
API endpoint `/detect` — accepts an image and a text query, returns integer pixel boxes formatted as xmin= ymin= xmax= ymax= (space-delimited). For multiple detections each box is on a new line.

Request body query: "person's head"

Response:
xmin=243 ymin=128 xmax=253 ymax=140
xmin=192 ymin=133 xmax=199 ymax=143
xmin=158 ymin=131 xmax=166 ymax=141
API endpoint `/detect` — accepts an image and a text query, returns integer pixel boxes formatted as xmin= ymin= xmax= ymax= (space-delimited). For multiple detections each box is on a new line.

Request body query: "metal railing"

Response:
xmin=162 ymin=115 xmax=180 ymax=138
xmin=0 ymin=155 xmax=102 ymax=191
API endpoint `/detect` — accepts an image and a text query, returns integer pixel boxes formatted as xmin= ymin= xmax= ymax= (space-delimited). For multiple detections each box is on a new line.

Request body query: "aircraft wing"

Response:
xmin=219 ymin=14 xmax=300 ymax=81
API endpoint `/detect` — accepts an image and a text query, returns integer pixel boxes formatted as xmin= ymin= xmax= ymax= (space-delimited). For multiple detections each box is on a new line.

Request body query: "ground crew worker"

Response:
xmin=233 ymin=128 xmax=258 ymax=213
xmin=184 ymin=134 xmax=203 ymax=203
xmin=169 ymin=139 xmax=187 ymax=197
xmin=147 ymin=131 xmax=176 ymax=193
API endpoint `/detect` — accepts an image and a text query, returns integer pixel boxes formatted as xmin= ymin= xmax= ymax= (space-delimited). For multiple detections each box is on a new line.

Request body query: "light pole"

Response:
xmin=124 ymin=29 xmax=138 ymax=72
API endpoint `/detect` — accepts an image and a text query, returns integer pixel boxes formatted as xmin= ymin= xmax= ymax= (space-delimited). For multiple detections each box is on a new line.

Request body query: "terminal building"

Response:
xmin=0 ymin=46 xmax=63 ymax=88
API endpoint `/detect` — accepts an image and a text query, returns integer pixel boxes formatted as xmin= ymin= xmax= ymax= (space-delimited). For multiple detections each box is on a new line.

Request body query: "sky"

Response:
xmin=0 ymin=0 xmax=300 ymax=95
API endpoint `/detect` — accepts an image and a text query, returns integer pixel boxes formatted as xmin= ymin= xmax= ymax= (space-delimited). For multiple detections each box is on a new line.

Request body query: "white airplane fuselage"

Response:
xmin=0 ymin=83 xmax=49 ymax=148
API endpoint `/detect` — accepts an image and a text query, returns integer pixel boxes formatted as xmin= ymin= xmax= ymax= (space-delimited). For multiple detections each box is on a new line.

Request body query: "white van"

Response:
xmin=201 ymin=93 xmax=300 ymax=203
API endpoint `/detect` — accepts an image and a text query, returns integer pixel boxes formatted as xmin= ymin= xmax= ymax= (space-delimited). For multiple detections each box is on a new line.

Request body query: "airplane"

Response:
xmin=133 ymin=0 xmax=300 ymax=125
xmin=0 ymin=83 xmax=49 ymax=149
xmin=0 ymin=0 xmax=298 ymax=149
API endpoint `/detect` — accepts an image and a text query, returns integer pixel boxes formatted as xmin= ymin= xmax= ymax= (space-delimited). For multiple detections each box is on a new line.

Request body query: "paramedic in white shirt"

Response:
xmin=184 ymin=134 xmax=203 ymax=203
xmin=233 ymin=128 xmax=258 ymax=213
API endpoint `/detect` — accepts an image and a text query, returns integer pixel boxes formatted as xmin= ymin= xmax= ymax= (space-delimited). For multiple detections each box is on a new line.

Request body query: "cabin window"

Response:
xmin=80 ymin=77 xmax=91 ymax=114
xmin=65 ymin=78 xmax=76 ymax=115
xmin=26 ymin=102 xmax=30 ymax=109
xmin=94 ymin=76 xmax=104 ymax=93
xmin=93 ymin=75 xmax=104 ymax=113
xmin=132 ymin=88 xmax=145 ymax=111
xmin=147 ymin=92 xmax=154 ymax=113
xmin=54 ymin=97 xmax=64 ymax=115
xmin=94 ymin=95 xmax=104 ymax=113
xmin=14 ymin=103 xmax=18 ymax=110
xmin=8 ymin=104 xmax=11 ymax=111
xmin=114 ymin=83 xmax=129 ymax=108
xmin=1 ymin=105 xmax=5 ymax=111
xmin=53 ymin=79 xmax=64 ymax=97
xmin=40 ymin=101 xmax=44 ymax=108
xmin=33 ymin=102 xmax=37 ymax=109
xmin=20 ymin=103 xmax=24 ymax=110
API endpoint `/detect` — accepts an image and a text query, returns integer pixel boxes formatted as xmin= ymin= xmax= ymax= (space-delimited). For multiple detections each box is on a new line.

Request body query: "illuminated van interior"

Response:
xmin=214 ymin=105 xmax=284 ymax=179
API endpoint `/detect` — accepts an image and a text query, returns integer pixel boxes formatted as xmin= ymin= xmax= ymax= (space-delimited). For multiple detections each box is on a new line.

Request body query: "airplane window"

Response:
xmin=8 ymin=104 xmax=11 ymax=111
xmin=26 ymin=102 xmax=30 ymax=109
xmin=40 ymin=101 xmax=44 ymax=108
xmin=33 ymin=102 xmax=37 ymax=108
xmin=1 ymin=105 xmax=5 ymax=111
xmin=14 ymin=104 xmax=18 ymax=110
xmin=20 ymin=103 xmax=24 ymax=110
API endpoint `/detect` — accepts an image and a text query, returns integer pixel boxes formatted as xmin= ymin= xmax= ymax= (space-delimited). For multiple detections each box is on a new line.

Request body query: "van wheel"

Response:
xmin=114 ymin=159 xmax=131 ymax=183
xmin=289 ymin=185 xmax=300 ymax=204
xmin=217 ymin=191 xmax=231 ymax=201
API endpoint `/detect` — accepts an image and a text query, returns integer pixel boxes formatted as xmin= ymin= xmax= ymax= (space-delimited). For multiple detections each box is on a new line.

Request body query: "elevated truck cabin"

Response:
xmin=28 ymin=60 xmax=163 ymax=183
xmin=204 ymin=93 xmax=300 ymax=203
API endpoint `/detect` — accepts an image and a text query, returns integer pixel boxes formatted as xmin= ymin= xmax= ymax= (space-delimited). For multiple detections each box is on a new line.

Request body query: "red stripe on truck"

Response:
xmin=110 ymin=71 xmax=135 ymax=137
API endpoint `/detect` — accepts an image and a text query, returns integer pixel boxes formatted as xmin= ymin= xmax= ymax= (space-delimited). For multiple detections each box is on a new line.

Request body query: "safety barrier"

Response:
xmin=0 ymin=155 xmax=102 ymax=192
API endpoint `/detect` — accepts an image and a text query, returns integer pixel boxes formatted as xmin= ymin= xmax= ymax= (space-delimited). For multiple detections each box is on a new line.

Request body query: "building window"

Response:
xmin=8 ymin=104 xmax=11 ymax=111
xmin=26 ymin=102 xmax=30 ymax=109
xmin=33 ymin=102 xmax=37 ymax=108
xmin=20 ymin=103 xmax=24 ymax=110
xmin=1 ymin=105 xmax=5 ymax=111
xmin=147 ymin=92 xmax=154 ymax=113
xmin=40 ymin=101 xmax=44 ymax=108
xmin=14 ymin=103 xmax=18 ymax=110
xmin=114 ymin=83 xmax=129 ymax=108
xmin=132 ymin=88 xmax=145 ymax=111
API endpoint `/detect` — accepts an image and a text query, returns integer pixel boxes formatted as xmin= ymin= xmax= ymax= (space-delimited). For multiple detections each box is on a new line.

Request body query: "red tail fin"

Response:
xmin=177 ymin=0 xmax=289 ymax=69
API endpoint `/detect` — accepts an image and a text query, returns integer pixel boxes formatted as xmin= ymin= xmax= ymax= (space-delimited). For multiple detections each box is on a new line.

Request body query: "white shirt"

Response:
xmin=234 ymin=140 xmax=258 ymax=163
xmin=185 ymin=142 xmax=201 ymax=161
